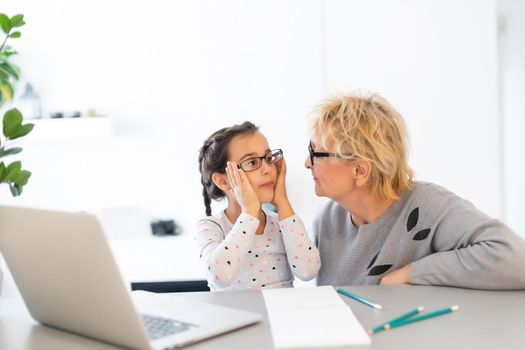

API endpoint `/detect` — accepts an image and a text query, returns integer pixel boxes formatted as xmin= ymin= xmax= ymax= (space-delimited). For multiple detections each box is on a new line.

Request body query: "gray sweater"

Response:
xmin=313 ymin=181 xmax=525 ymax=289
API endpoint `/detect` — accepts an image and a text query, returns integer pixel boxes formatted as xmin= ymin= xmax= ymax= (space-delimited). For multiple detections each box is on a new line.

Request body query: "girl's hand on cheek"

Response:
xmin=226 ymin=161 xmax=260 ymax=217
xmin=272 ymin=158 xmax=289 ymax=208
xmin=272 ymin=158 xmax=294 ymax=220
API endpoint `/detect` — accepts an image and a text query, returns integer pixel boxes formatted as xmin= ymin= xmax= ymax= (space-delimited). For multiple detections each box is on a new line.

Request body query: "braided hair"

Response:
xmin=198 ymin=121 xmax=259 ymax=216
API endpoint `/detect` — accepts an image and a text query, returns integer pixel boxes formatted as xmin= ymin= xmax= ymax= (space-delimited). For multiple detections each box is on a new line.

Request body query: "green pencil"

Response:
xmin=384 ymin=305 xmax=459 ymax=331
xmin=336 ymin=288 xmax=383 ymax=310
xmin=368 ymin=306 xmax=424 ymax=335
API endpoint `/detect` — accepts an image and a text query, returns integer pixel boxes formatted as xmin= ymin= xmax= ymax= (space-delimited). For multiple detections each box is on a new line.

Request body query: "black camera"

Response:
xmin=150 ymin=219 xmax=181 ymax=236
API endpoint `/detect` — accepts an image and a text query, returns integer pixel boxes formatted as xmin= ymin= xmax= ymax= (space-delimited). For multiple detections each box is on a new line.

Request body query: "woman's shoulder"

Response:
xmin=408 ymin=181 xmax=464 ymax=202
xmin=314 ymin=200 xmax=349 ymax=224
xmin=404 ymin=181 xmax=480 ymax=214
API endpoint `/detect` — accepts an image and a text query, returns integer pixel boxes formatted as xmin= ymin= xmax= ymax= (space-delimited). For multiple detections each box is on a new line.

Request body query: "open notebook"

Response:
xmin=263 ymin=286 xmax=371 ymax=348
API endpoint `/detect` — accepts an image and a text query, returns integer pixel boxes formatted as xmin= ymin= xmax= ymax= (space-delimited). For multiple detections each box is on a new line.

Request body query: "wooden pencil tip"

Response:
xmin=452 ymin=305 xmax=459 ymax=311
xmin=418 ymin=306 xmax=424 ymax=311
xmin=375 ymin=304 xmax=383 ymax=310
xmin=367 ymin=329 xmax=373 ymax=335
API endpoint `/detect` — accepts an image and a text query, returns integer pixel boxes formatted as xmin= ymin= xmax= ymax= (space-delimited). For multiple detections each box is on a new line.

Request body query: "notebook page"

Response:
xmin=262 ymin=286 xmax=371 ymax=348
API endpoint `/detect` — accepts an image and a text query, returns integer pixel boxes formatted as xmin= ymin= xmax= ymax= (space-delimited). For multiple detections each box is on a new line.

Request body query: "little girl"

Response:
xmin=196 ymin=121 xmax=320 ymax=291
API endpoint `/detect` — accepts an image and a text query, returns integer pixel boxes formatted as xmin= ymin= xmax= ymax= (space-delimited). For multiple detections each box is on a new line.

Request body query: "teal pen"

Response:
xmin=336 ymin=288 xmax=383 ymax=310
xmin=384 ymin=305 xmax=459 ymax=331
xmin=368 ymin=306 xmax=424 ymax=335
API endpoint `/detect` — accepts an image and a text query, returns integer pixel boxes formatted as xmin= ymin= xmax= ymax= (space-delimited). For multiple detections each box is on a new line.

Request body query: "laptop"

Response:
xmin=0 ymin=205 xmax=261 ymax=349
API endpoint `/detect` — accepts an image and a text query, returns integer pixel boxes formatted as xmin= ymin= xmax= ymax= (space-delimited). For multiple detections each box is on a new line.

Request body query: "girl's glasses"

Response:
xmin=237 ymin=149 xmax=283 ymax=172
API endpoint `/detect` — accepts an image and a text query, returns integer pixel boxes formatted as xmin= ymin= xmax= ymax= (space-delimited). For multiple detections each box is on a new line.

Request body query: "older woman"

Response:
xmin=305 ymin=92 xmax=525 ymax=289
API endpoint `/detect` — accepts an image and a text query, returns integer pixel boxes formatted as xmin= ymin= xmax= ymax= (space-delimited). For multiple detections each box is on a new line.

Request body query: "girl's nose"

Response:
xmin=261 ymin=159 xmax=273 ymax=175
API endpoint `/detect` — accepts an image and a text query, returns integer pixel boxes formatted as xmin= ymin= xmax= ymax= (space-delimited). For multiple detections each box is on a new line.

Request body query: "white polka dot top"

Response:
xmin=195 ymin=210 xmax=320 ymax=291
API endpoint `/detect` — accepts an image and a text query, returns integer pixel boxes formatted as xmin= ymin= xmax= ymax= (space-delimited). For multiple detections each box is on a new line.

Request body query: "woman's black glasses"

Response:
xmin=308 ymin=142 xmax=353 ymax=165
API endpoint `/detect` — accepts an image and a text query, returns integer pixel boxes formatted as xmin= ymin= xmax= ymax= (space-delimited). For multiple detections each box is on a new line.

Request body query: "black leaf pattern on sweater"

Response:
xmin=413 ymin=228 xmax=431 ymax=241
xmin=368 ymin=264 xmax=393 ymax=276
xmin=407 ymin=207 xmax=419 ymax=231
xmin=367 ymin=251 xmax=380 ymax=270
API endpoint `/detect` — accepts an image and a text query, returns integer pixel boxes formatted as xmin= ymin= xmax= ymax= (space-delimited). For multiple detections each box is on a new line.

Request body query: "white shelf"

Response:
xmin=24 ymin=117 xmax=112 ymax=142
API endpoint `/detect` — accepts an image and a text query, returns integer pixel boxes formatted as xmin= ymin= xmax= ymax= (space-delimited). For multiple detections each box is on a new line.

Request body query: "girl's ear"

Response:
xmin=353 ymin=158 xmax=372 ymax=188
xmin=211 ymin=172 xmax=230 ymax=192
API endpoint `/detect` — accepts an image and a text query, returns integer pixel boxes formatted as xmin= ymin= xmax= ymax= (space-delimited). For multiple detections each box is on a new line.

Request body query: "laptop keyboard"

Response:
xmin=140 ymin=314 xmax=198 ymax=340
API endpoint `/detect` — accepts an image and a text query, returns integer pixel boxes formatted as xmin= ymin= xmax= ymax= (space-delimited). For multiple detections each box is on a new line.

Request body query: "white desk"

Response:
xmin=1 ymin=285 xmax=524 ymax=350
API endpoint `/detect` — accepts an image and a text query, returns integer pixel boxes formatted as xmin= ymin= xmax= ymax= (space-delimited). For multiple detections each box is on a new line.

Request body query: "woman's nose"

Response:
xmin=304 ymin=155 xmax=312 ymax=169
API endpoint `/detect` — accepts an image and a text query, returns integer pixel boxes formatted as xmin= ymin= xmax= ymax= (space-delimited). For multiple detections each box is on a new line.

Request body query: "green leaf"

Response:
xmin=0 ymin=62 xmax=19 ymax=80
xmin=0 ymin=69 xmax=8 ymax=80
xmin=9 ymin=31 xmax=21 ymax=39
xmin=13 ymin=169 xmax=30 ymax=186
xmin=0 ymin=83 xmax=13 ymax=102
xmin=10 ymin=123 xmax=34 ymax=139
xmin=0 ymin=162 xmax=5 ymax=181
xmin=10 ymin=14 xmax=25 ymax=28
xmin=4 ymin=160 xmax=21 ymax=181
xmin=0 ymin=46 xmax=18 ymax=58
xmin=3 ymin=108 xmax=23 ymax=137
xmin=9 ymin=183 xmax=20 ymax=196
xmin=0 ymin=147 xmax=22 ymax=158
xmin=0 ymin=14 xmax=11 ymax=34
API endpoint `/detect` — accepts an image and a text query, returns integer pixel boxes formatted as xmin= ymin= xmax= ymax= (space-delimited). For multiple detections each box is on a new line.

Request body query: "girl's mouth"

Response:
xmin=260 ymin=182 xmax=274 ymax=188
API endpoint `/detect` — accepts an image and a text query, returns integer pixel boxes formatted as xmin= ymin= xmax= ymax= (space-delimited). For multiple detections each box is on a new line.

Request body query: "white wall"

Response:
xmin=0 ymin=0 xmax=511 ymax=235
xmin=323 ymin=0 xmax=501 ymax=219
xmin=498 ymin=0 xmax=525 ymax=236
xmin=0 ymin=0 xmax=326 ymax=232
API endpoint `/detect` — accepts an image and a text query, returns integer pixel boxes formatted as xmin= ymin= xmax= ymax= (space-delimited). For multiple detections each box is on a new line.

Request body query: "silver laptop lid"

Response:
xmin=0 ymin=205 xmax=150 ymax=350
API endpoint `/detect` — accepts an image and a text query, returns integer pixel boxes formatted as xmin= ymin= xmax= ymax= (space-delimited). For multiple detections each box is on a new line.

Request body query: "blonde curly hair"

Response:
xmin=310 ymin=92 xmax=413 ymax=200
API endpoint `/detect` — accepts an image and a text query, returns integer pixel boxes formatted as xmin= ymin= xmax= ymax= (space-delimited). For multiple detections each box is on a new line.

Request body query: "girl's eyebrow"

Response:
xmin=238 ymin=152 xmax=257 ymax=162
xmin=239 ymin=149 xmax=271 ymax=162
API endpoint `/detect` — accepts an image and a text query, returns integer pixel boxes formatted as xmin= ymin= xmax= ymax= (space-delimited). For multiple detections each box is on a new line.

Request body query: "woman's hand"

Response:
xmin=380 ymin=264 xmax=411 ymax=285
xmin=226 ymin=161 xmax=260 ymax=217
xmin=272 ymin=158 xmax=294 ymax=220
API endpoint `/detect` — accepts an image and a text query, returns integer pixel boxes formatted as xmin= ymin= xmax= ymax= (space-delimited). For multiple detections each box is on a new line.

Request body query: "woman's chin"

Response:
xmin=314 ymin=183 xmax=324 ymax=197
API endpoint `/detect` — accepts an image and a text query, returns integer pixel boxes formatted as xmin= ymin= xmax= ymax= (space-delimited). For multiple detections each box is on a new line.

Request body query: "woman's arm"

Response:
xmin=408 ymin=221 xmax=525 ymax=289
xmin=403 ymin=197 xmax=525 ymax=290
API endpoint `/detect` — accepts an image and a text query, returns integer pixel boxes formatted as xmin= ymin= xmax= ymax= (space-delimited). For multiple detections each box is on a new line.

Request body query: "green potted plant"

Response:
xmin=0 ymin=12 xmax=33 ymax=294
xmin=0 ymin=12 xmax=33 ymax=196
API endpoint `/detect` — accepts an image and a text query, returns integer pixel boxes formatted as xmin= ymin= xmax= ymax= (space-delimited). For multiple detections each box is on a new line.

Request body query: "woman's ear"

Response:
xmin=353 ymin=159 xmax=372 ymax=188
xmin=211 ymin=172 xmax=230 ymax=192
